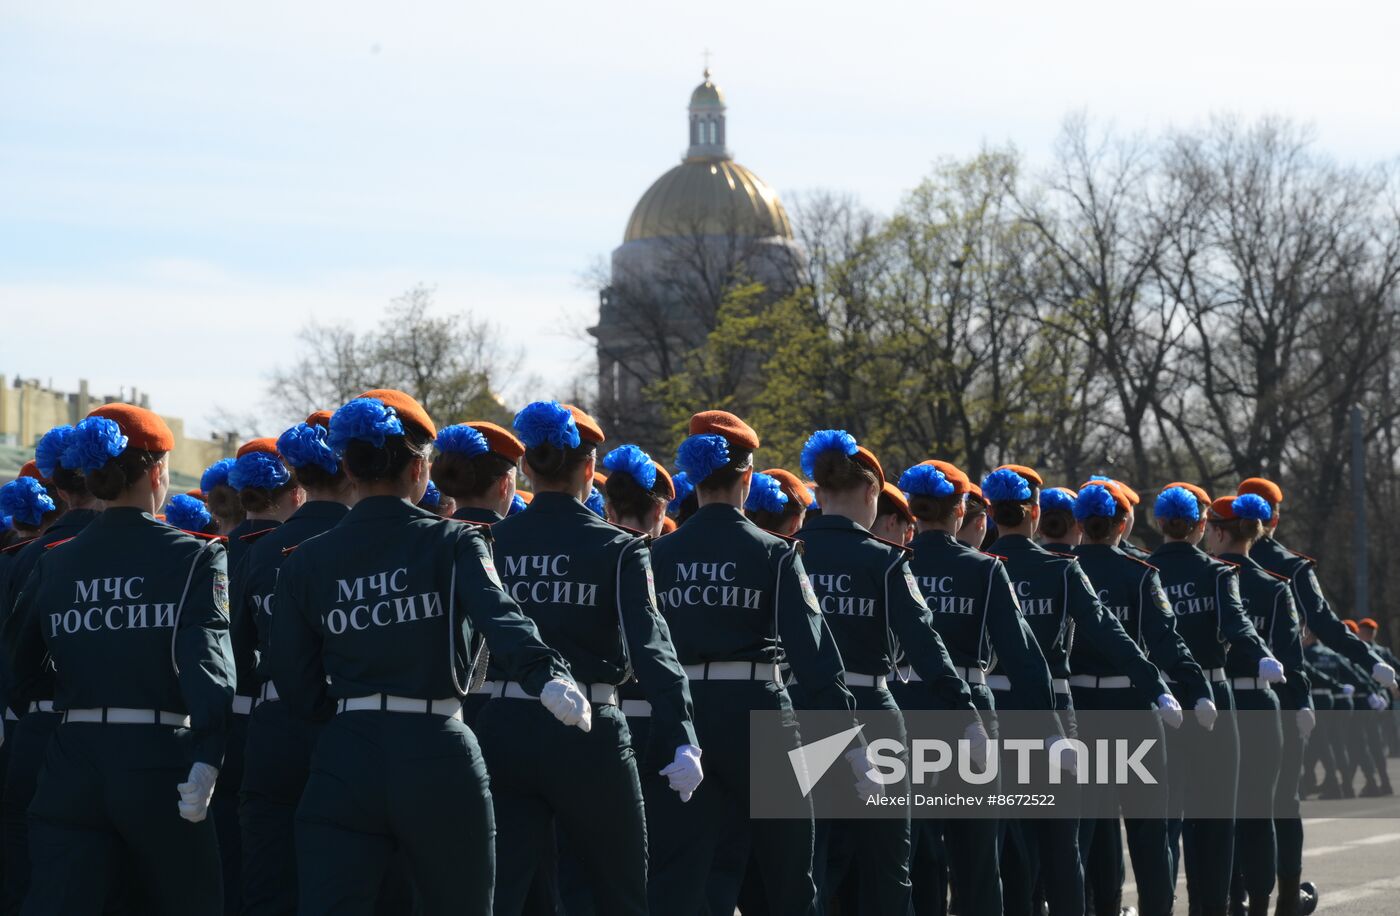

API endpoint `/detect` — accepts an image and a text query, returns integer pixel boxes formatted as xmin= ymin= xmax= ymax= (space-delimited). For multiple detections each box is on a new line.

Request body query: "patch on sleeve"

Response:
xmin=213 ymin=570 xmax=230 ymax=616
xmin=1304 ymin=570 xmax=1323 ymax=601
xmin=1152 ymin=584 xmax=1172 ymax=617
xmin=480 ymin=557 xmax=503 ymax=589
xmin=799 ymin=573 xmax=821 ymax=614
xmin=904 ymin=567 xmax=926 ymax=606
xmin=1225 ymin=574 xmax=1242 ymax=608
xmin=1075 ymin=566 xmax=1096 ymax=596
xmin=645 ymin=564 xmax=659 ymax=611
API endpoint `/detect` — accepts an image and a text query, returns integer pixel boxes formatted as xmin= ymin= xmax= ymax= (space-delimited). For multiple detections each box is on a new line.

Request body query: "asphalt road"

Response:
xmin=1124 ymin=756 xmax=1400 ymax=915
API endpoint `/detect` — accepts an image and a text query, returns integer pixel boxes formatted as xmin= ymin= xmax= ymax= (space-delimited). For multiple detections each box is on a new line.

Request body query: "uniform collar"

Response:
xmin=989 ymin=533 xmax=1042 ymax=554
xmin=691 ymin=502 xmax=748 ymax=525
xmin=454 ymin=505 xmax=504 ymax=525
xmin=910 ymin=529 xmax=960 ymax=550
xmin=1152 ymin=540 xmax=1203 ymax=557
xmin=1041 ymin=541 xmax=1076 ymax=553
xmin=1219 ymin=551 xmax=1259 ymax=569
xmin=527 ymin=490 xmax=592 ymax=516
xmin=50 ymin=507 xmax=100 ymax=534
xmin=289 ymin=500 xmax=349 ymax=523
xmin=94 ymin=506 xmax=161 ymax=527
xmin=802 ymin=513 xmax=872 ymax=536
xmin=1250 ymin=537 xmax=1289 ymax=561
xmin=344 ymin=494 xmax=437 ymax=524
xmin=1074 ymin=542 xmax=1122 ymax=557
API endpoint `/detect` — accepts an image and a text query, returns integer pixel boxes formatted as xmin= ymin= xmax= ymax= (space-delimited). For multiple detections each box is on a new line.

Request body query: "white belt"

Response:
xmin=232 ymin=696 xmax=255 ymax=716
xmin=845 ymin=673 xmax=888 ymax=689
xmin=1232 ymin=677 xmax=1268 ymax=691
xmin=683 ymin=661 xmax=780 ymax=683
xmin=1310 ymin=689 xmax=1331 ymax=698
xmin=472 ymin=679 xmax=502 ymax=696
xmin=1051 ymin=678 xmax=1071 ymax=695
xmin=1070 ymin=674 xmax=1133 ymax=690
xmin=955 ymin=666 xmax=987 ymax=685
xmin=1167 ymin=667 xmax=1226 ymax=685
xmin=256 ymin=682 xmax=280 ymax=705
xmin=64 ymin=708 xmax=190 ymax=727
xmin=488 ymin=681 xmax=619 ymax=706
xmin=336 ymin=694 xmax=463 ymax=720
xmin=986 ymin=674 xmax=1012 ymax=692
xmin=3 ymin=709 xmax=17 ymax=722
xmin=28 ymin=701 xmax=55 ymax=714
xmin=621 ymin=699 xmax=653 ymax=717
xmin=1332 ymin=691 xmax=1350 ymax=701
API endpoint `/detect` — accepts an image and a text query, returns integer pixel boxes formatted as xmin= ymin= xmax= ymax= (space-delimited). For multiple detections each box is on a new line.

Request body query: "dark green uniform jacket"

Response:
xmin=650 ymin=503 xmax=854 ymax=712
xmin=270 ymin=495 xmax=569 ymax=720
xmin=453 ymin=506 xmax=503 ymax=525
xmin=5 ymin=507 xmax=236 ymax=765
xmin=992 ymin=535 xmax=1169 ymax=702
xmin=1220 ymin=552 xmax=1310 ymax=710
xmin=1070 ymin=543 xmax=1195 ymax=702
xmin=1251 ymin=536 xmax=1383 ymax=671
xmin=490 ymin=491 xmax=698 ymax=754
xmin=1149 ymin=541 xmax=1271 ymax=674
xmin=797 ymin=514 xmax=974 ymax=715
xmin=907 ymin=529 xmax=1054 ymax=711
xmin=227 ymin=517 xmax=280 ymax=579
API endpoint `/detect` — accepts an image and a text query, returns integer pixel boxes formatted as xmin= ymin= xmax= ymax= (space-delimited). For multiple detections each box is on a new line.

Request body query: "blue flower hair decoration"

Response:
xmin=1231 ymin=494 xmax=1273 ymax=522
xmin=513 ymin=401 xmax=580 ymax=450
xmin=35 ymin=425 xmax=75 ymax=479
xmin=0 ymin=478 xmax=56 ymax=526
xmin=800 ymin=430 xmax=858 ymax=480
xmin=898 ymin=464 xmax=955 ymax=499
xmin=1074 ymin=484 xmax=1119 ymax=520
xmin=982 ymin=468 xmax=1032 ymax=502
xmin=1040 ymin=488 xmax=1075 ymax=513
xmin=63 ymin=417 xmax=128 ymax=474
xmin=277 ymin=423 xmax=340 ymax=474
xmin=668 ymin=471 xmax=695 ymax=514
xmin=418 ymin=480 xmax=443 ymax=510
xmin=228 ymin=452 xmax=291 ymax=491
xmin=675 ymin=434 xmax=731 ymax=482
xmin=745 ymin=472 xmax=789 ymax=514
xmin=508 ymin=493 xmax=529 ymax=516
xmin=436 ymin=424 xmax=490 ymax=457
xmin=584 ymin=486 xmax=606 ymax=517
xmin=201 ymin=458 xmax=237 ymax=492
xmin=165 ymin=494 xmax=212 ymax=532
xmin=1154 ymin=486 xmax=1200 ymax=522
xmin=328 ymin=398 xmax=405 ymax=452
xmin=603 ymin=444 xmax=659 ymax=491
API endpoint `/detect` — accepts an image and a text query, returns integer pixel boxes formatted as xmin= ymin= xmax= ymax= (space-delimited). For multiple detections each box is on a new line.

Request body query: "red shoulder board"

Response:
xmin=1122 ymin=555 xmax=1160 ymax=572
xmin=281 ymin=545 xmax=299 ymax=557
xmin=451 ymin=518 xmax=492 ymax=530
xmin=870 ymin=533 xmax=913 ymax=555
xmin=240 ymin=527 xmax=277 ymax=544
xmin=1287 ymin=548 xmax=1318 ymax=564
xmin=1215 ymin=557 xmax=1242 ymax=568
xmin=1044 ymin=549 xmax=1076 ymax=559
xmin=1261 ymin=567 xmax=1292 ymax=583
xmin=182 ymin=530 xmax=227 ymax=542
xmin=981 ymin=551 xmax=1008 ymax=561
xmin=43 ymin=537 xmax=76 ymax=550
xmin=609 ymin=521 xmax=653 ymax=540
xmin=770 ymin=530 xmax=801 ymax=545
xmin=1 ymin=537 xmax=37 ymax=555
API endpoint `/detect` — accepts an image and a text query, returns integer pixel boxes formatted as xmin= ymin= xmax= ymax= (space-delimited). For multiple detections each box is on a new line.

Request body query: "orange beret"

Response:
xmin=1343 ymin=619 xmax=1360 ymax=634
xmin=995 ymin=464 xmax=1044 ymax=489
xmin=1049 ymin=486 xmax=1078 ymax=500
xmin=185 ymin=489 xmax=206 ymax=502
xmin=689 ymin=410 xmax=760 ymax=451
xmin=1115 ymin=481 xmax=1141 ymax=506
xmin=652 ymin=462 xmax=676 ymax=501
xmin=762 ymin=468 xmax=815 ymax=509
xmin=920 ymin=459 xmax=971 ymax=485
xmin=359 ymin=389 xmax=436 ymax=439
xmin=468 ymin=421 xmax=525 ymax=462
xmin=88 ymin=404 xmax=175 ymax=453
xmin=306 ymin=410 xmax=333 ymax=428
xmin=1238 ymin=477 xmax=1283 ymax=505
xmin=880 ymin=482 xmax=915 ymax=525
xmin=236 ymin=437 xmax=279 ymax=458
xmin=563 ymin=404 xmax=605 ymax=444
xmin=18 ymin=460 xmax=48 ymax=484
xmin=854 ymin=446 xmax=885 ymax=488
xmin=1163 ymin=481 xmax=1210 ymax=506
xmin=1083 ymin=480 xmax=1132 ymax=514
xmin=661 ymin=516 xmax=678 ymax=534
xmin=1359 ymin=618 xmax=1379 ymax=630
xmin=593 ymin=471 xmax=609 ymax=488
xmin=965 ymin=482 xmax=984 ymax=502
xmin=516 ymin=490 xmax=534 ymax=505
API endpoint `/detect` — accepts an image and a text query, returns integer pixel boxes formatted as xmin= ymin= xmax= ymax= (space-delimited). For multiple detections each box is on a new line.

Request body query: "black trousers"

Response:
xmin=240 ymin=699 xmax=320 ymax=916
xmin=1302 ymin=694 xmax=1336 ymax=791
xmin=295 ymin=710 xmax=493 ymax=916
xmin=1167 ymin=680 xmax=1238 ymax=912
xmin=24 ymin=722 xmax=223 ymax=916
xmin=1231 ymin=688 xmax=1281 ymax=904
xmin=1273 ymin=694 xmax=1307 ymax=886
xmin=1 ymin=711 xmax=60 ymax=915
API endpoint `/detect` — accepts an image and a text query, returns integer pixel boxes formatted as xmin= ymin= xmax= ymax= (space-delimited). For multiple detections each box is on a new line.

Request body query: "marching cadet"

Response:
xmin=4 ymin=404 xmax=236 ymax=915
xmin=199 ymin=459 xmax=244 ymax=536
xmin=1305 ymin=637 xmax=1357 ymax=796
xmin=480 ymin=401 xmax=700 ymax=916
xmin=747 ymin=468 xmax=811 ymax=536
xmin=872 ymin=482 xmax=915 ymax=546
xmin=669 ymin=471 xmax=699 ymax=525
xmin=0 ymin=470 xmax=60 ymax=544
xmin=603 ymin=443 xmax=674 ymax=537
xmin=431 ymin=421 xmax=524 ymax=525
xmin=1234 ymin=477 xmax=1394 ymax=910
xmin=1069 ymin=483 xmax=1197 ymax=916
xmin=1337 ymin=621 xmax=1386 ymax=795
xmin=226 ymin=439 xmax=302 ymax=572
xmin=416 ymin=481 xmax=453 ymax=516
xmin=270 ymin=390 xmax=590 ymax=916
xmin=958 ymin=480 xmax=989 ymax=548
xmin=796 ymin=430 xmax=980 ymax=916
xmin=982 ymin=468 xmax=1173 ymax=916
xmin=645 ymin=411 xmax=852 ymax=916
xmin=232 ymin=413 xmax=352 ymax=916
xmin=1035 ymin=487 xmax=1079 ymax=551
xmin=895 ymin=461 xmax=1058 ymax=916
xmin=1147 ymin=483 xmax=1282 ymax=916
xmin=1204 ymin=493 xmax=1311 ymax=916
xmin=1090 ymin=476 xmax=1151 ymax=561
xmin=0 ymin=426 xmax=106 ymax=914
xmin=164 ymin=494 xmax=216 ymax=534
xmin=1355 ymin=619 xmax=1397 ymax=793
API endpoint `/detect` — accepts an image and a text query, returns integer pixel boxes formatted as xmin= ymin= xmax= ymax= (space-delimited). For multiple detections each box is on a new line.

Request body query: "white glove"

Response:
xmin=1373 ymin=663 xmax=1396 ymax=688
xmin=177 ymin=762 xmax=218 ymax=823
xmin=845 ymin=744 xmax=883 ymax=799
xmin=1194 ymin=697 xmax=1218 ymax=732
xmin=1296 ymin=708 xmax=1317 ymax=740
xmin=1048 ymin=735 xmax=1080 ymax=777
xmin=964 ymin=719 xmax=990 ymax=770
xmin=1156 ymin=693 xmax=1184 ymax=729
xmin=658 ymin=744 xmax=704 ymax=802
xmin=539 ymin=679 xmax=592 ymax=732
xmin=1342 ymin=684 xmax=1356 ymax=698
xmin=1258 ymin=657 xmax=1286 ymax=684
xmin=1367 ymin=693 xmax=1388 ymax=712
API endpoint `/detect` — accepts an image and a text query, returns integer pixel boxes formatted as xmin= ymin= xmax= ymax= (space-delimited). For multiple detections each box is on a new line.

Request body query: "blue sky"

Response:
xmin=4 ymin=1 xmax=1398 ymax=435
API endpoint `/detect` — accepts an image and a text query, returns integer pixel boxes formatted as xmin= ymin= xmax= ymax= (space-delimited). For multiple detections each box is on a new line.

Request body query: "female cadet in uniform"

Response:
xmin=603 ymin=443 xmax=674 ymax=538
xmin=5 ymin=404 xmax=235 ymax=915
xmin=796 ymin=429 xmax=979 ymax=916
xmin=748 ymin=468 xmax=810 ymax=537
xmin=872 ymin=483 xmax=915 ymax=546
xmin=982 ymin=468 xmax=1176 ymax=916
xmin=164 ymin=494 xmax=215 ymax=534
xmin=479 ymin=401 xmax=700 ymax=916
xmin=200 ymin=459 xmax=244 ymax=536
xmin=958 ymin=481 xmax=989 ymax=548
xmin=432 ymin=421 xmax=524 ymax=525
xmin=1203 ymin=493 xmax=1310 ymax=916
xmin=1035 ymin=487 xmax=1079 ymax=552
xmin=645 ymin=412 xmax=853 ymax=916
xmin=233 ymin=413 xmax=352 ymax=916
xmin=1146 ymin=481 xmax=1281 ymax=916
xmin=895 ymin=462 xmax=1058 ymax=916
xmin=1069 ymin=483 xmax=1200 ymax=916
xmin=669 ymin=471 xmax=699 ymax=526
xmin=270 ymin=390 xmax=590 ymax=916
